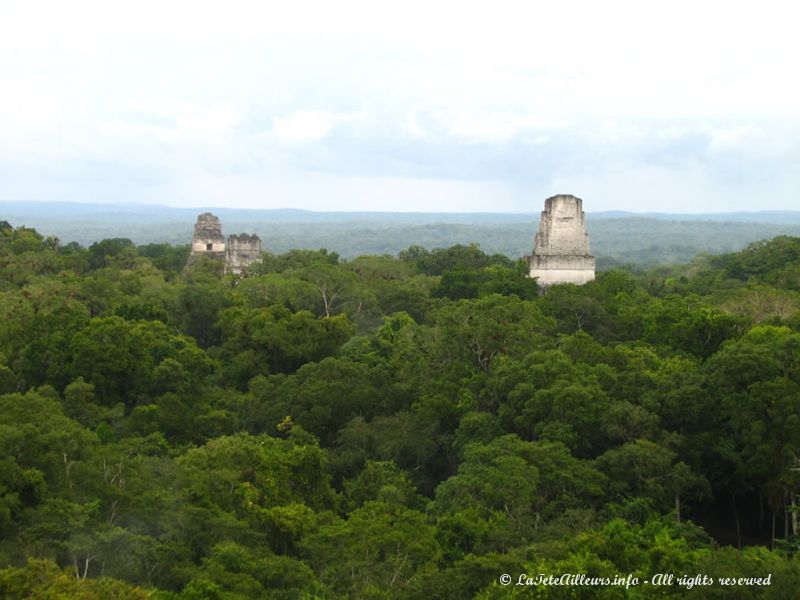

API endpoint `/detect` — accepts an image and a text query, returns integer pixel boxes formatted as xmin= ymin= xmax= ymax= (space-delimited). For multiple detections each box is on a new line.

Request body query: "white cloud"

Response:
xmin=707 ymin=125 xmax=766 ymax=153
xmin=271 ymin=111 xmax=340 ymax=143
xmin=1 ymin=0 xmax=799 ymax=212
xmin=444 ymin=112 xmax=555 ymax=144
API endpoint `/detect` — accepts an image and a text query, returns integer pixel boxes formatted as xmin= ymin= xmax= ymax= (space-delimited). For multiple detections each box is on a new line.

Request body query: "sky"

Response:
xmin=1 ymin=0 xmax=799 ymax=213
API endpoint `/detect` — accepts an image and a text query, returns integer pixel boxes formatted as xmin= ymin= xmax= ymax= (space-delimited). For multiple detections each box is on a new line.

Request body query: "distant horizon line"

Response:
xmin=2 ymin=199 xmax=799 ymax=218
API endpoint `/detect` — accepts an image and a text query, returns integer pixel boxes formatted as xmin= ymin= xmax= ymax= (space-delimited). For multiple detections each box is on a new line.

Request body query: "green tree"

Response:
xmin=432 ymin=294 xmax=554 ymax=375
xmin=65 ymin=317 xmax=214 ymax=409
xmin=87 ymin=238 xmax=137 ymax=270
xmin=303 ymin=501 xmax=440 ymax=599
xmin=217 ymin=305 xmax=354 ymax=388
xmin=595 ymin=439 xmax=710 ymax=520
xmin=0 ymin=558 xmax=150 ymax=599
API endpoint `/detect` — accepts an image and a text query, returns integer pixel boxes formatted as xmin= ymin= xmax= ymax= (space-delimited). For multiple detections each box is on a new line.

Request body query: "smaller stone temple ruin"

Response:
xmin=526 ymin=194 xmax=595 ymax=287
xmin=226 ymin=233 xmax=263 ymax=275
xmin=187 ymin=212 xmax=262 ymax=275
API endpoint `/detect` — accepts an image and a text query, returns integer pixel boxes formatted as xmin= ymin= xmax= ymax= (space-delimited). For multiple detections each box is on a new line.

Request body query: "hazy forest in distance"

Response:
xmin=4 ymin=201 xmax=800 ymax=269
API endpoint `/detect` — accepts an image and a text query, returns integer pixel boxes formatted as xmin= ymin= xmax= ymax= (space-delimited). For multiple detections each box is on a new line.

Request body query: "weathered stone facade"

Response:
xmin=186 ymin=213 xmax=262 ymax=275
xmin=526 ymin=194 xmax=595 ymax=286
xmin=187 ymin=212 xmax=226 ymax=264
xmin=226 ymin=233 xmax=262 ymax=275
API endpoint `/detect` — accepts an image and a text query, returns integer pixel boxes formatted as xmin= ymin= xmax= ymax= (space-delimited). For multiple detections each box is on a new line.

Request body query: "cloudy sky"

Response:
xmin=1 ymin=0 xmax=798 ymax=213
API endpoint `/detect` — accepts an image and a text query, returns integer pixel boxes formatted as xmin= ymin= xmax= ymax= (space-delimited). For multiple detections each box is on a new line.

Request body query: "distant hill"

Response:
xmin=5 ymin=201 xmax=800 ymax=224
xmin=3 ymin=201 xmax=800 ymax=267
xmin=591 ymin=210 xmax=800 ymax=223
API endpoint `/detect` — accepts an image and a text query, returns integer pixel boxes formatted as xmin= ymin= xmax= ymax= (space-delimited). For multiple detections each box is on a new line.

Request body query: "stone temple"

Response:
xmin=187 ymin=212 xmax=262 ymax=275
xmin=190 ymin=213 xmax=226 ymax=260
xmin=526 ymin=194 xmax=595 ymax=286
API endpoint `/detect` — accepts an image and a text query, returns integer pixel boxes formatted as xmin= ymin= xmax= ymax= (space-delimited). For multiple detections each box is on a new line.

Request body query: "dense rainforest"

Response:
xmin=1 ymin=220 xmax=800 ymax=598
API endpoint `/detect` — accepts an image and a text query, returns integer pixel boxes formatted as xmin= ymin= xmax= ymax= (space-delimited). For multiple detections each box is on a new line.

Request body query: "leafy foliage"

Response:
xmin=1 ymin=225 xmax=800 ymax=597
